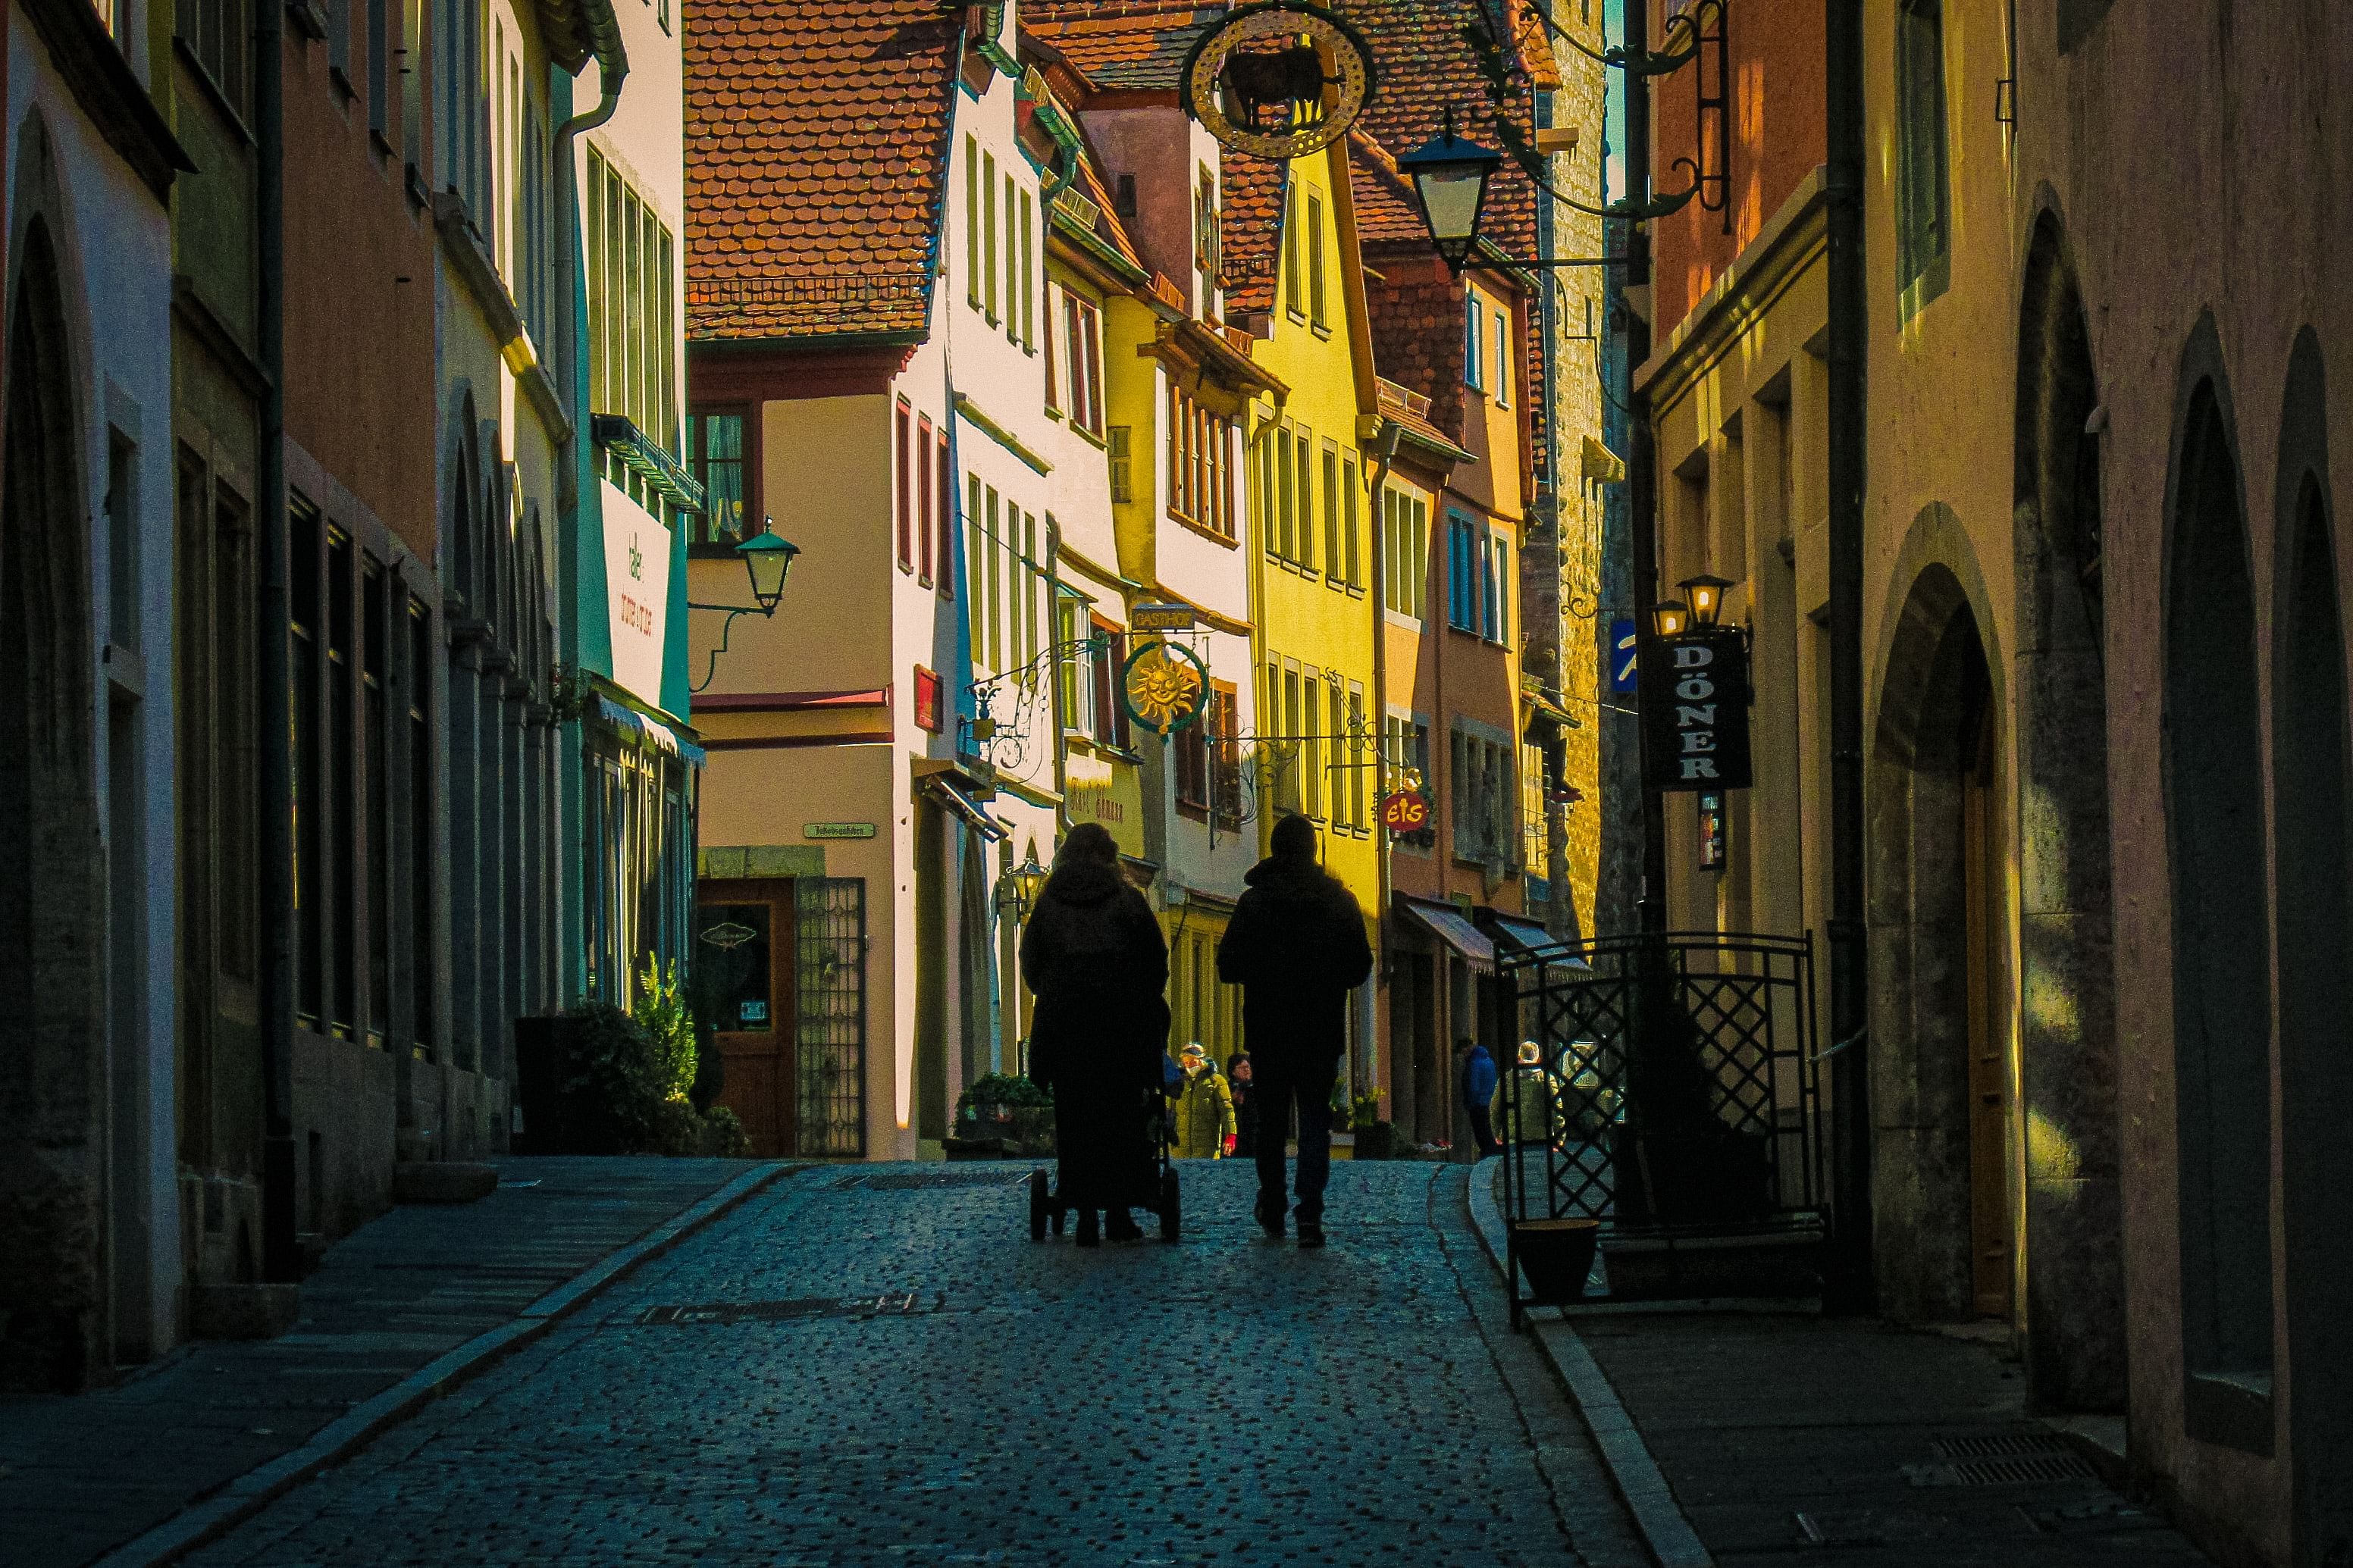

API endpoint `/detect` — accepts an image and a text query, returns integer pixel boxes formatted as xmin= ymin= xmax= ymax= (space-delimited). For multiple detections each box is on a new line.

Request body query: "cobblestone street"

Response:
xmin=182 ymin=1163 xmax=1646 ymax=1568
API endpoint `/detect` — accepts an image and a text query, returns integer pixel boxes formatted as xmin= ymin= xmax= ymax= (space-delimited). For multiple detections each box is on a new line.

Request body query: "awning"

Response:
xmin=921 ymin=774 xmax=1008 ymax=841
xmin=596 ymin=695 xmax=707 ymax=767
xmin=1396 ymin=897 xmax=1496 ymax=975
xmin=1487 ymin=914 xmax=1592 ymax=971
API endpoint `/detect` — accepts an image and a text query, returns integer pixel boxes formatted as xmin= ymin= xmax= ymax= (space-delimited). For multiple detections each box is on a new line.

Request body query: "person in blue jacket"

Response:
xmin=1458 ymin=1038 xmax=1502 ymax=1159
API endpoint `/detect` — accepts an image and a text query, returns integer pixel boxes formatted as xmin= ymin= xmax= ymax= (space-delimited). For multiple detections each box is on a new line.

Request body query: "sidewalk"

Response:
xmin=1468 ymin=1165 xmax=2217 ymax=1568
xmin=0 ymin=1157 xmax=789 ymax=1568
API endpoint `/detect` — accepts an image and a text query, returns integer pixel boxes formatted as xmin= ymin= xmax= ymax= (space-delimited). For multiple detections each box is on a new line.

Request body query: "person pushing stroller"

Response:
xmin=1020 ymin=824 xmax=1168 ymax=1246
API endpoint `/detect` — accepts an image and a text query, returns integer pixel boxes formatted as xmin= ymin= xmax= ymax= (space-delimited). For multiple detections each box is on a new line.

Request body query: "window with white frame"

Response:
xmin=1061 ymin=292 xmax=1104 ymax=435
xmin=1492 ymin=307 xmax=1510 ymax=406
xmin=1383 ymin=487 xmax=1429 ymax=618
xmin=1168 ymin=386 xmax=1235 ymax=537
xmin=587 ymin=146 xmax=678 ymax=508
xmin=1445 ymin=514 xmax=1509 ymax=642
xmin=1464 ymin=285 xmax=1484 ymax=391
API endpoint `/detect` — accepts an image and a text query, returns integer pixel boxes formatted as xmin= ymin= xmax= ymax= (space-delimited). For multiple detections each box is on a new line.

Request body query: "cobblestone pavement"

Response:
xmin=1578 ymin=1313 xmax=2219 ymax=1567
xmin=0 ymin=1158 xmax=769 ymax=1568
xmin=185 ymin=1160 xmax=1648 ymax=1568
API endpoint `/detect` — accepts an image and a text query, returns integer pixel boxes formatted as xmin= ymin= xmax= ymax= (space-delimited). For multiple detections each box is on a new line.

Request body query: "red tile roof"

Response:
xmin=1331 ymin=0 xmax=1544 ymax=260
xmin=685 ymin=0 xmax=962 ymax=341
xmin=1217 ymin=142 xmax=1287 ymax=317
xmin=1023 ymin=1 xmax=1223 ymax=92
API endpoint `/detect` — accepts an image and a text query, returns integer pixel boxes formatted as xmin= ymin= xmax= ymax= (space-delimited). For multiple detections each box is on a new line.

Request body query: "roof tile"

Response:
xmin=685 ymin=0 xmax=961 ymax=340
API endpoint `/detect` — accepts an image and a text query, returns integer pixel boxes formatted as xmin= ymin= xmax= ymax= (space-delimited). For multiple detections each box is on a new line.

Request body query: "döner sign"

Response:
xmin=1638 ymin=629 xmax=1753 ymax=792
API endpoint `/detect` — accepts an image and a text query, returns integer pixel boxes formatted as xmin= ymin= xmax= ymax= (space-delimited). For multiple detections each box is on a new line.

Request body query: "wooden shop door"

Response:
xmin=697 ymin=880 xmax=797 ymax=1158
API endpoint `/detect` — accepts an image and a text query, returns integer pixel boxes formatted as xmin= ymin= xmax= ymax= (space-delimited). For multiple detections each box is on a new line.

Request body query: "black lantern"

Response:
xmin=1399 ymin=109 xmax=1502 ymax=273
xmin=998 ymin=844 xmax=1048 ymax=919
xmin=1678 ymin=572 xmax=1735 ymax=628
xmin=1649 ymin=599 xmax=1690 ymax=638
xmin=738 ymin=522 xmax=801 ymax=614
xmin=691 ymin=515 xmax=805 ymax=692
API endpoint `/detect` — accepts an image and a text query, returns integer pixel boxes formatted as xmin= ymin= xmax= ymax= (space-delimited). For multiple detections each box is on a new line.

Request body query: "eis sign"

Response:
xmin=1639 ymin=630 xmax=1752 ymax=793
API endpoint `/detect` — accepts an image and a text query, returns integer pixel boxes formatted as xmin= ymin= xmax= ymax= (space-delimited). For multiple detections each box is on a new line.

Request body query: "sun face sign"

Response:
xmin=1120 ymin=639 xmax=1211 ymax=737
xmin=1181 ymin=3 xmax=1377 ymax=161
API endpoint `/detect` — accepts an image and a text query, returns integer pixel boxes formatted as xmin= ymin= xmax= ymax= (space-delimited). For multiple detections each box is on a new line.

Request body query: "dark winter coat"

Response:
xmin=1020 ymin=856 xmax=1168 ymax=1207
xmin=1215 ymin=854 xmax=1373 ymax=1070
xmin=1460 ymin=1044 xmax=1499 ymax=1111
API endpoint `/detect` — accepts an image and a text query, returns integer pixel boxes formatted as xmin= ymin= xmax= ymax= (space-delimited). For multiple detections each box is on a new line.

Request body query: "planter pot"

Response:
xmin=1510 ymin=1217 xmax=1602 ymax=1304
xmin=1353 ymin=1122 xmax=1398 ymax=1161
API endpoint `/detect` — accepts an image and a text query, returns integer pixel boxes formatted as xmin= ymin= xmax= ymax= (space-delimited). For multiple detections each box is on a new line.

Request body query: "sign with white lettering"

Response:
xmin=1638 ymin=630 xmax=1752 ymax=793
xmin=804 ymin=822 xmax=877 ymax=840
xmin=602 ymin=484 xmax=672 ymax=709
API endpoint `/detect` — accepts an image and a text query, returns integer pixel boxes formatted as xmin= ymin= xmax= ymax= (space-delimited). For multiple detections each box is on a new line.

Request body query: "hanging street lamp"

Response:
xmin=1398 ymin=109 xmax=1503 ymax=273
xmin=997 ymin=843 xmax=1049 ymax=921
xmin=738 ymin=525 xmax=801 ymax=612
xmin=690 ymin=516 xmax=804 ymax=692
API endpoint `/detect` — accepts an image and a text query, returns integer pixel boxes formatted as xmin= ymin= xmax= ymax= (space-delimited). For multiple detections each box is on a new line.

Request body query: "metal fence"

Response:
xmin=1497 ymin=930 xmax=1824 ymax=1235
xmin=794 ymin=878 xmax=867 ymax=1156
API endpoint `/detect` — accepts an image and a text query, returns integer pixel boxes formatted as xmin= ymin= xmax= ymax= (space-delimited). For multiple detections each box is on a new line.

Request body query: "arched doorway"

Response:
xmin=2163 ymin=346 xmax=2273 ymax=1454
xmin=2271 ymin=333 xmax=2348 ymax=1563
xmin=0 ymin=219 xmax=108 ymax=1391
xmin=2010 ymin=214 xmax=2124 ymax=1410
xmin=1868 ymin=556 xmax=2010 ymax=1326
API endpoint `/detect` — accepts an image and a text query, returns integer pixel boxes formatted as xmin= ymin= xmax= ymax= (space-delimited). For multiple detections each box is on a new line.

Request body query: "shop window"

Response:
xmin=364 ymin=558 xmax=390 ymax=1044
xmin=292 ymin=498 xmax=324 ymax=1028
xmin=407 ymin=596 xmax=434 ymax=1057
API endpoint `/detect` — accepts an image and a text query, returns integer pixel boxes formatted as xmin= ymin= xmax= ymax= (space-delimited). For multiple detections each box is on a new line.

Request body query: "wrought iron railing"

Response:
xmin=1496 ymin=928 xmax=1825 ymax=1242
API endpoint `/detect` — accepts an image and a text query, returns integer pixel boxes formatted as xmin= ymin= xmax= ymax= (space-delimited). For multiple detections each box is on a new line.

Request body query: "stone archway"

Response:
xmin=1868 ymin=555 xmax=2007 ymax=1326
xmin=2010 ymin=213 xmax=2124 ymax=1411
xmin=0 ymin=217 xmax=108 ymax=1391
xmin=2270 ymin=332 xmax=2349 ymax=1563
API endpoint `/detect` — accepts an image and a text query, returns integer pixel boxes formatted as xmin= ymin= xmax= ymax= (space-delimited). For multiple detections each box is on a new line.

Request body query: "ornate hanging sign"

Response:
xmin=1120 ymin=639 xmax=1211 ymax=737
xmin=1380 ymin=790 xmax=1430 ymax=833
xmin=1180 ymin=3 xmax=1377 ymax=160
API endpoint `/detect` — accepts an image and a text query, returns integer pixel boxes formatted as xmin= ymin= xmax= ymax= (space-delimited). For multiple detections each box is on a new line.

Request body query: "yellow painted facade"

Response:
xmin=1243 ymin=142 xmax=1383 ymax=927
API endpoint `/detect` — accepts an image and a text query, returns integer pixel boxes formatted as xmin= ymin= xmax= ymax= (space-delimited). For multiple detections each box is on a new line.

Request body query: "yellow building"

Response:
xmin=1223 ymin=137 xmax=1384 ymax=1094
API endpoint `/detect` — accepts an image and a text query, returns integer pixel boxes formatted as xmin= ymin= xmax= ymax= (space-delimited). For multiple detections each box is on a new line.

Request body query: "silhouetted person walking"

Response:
xmin=1022 ymin=823 xmax=1167 ymax=1246
xmin=1217 ymin=815 xmax=1372 ymax=1247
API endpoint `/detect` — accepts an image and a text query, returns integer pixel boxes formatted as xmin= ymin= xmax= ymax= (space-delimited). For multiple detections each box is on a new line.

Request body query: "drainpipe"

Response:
xmin=1823 ymin=0 xmax=1873 ymax=1313
xmin=1365 ymin=419 xmax=1402 ymax=977
xmin=555 ymin=9 xmax=628 ymax=140
xmin=1625 ymin=0 xmax=1665 ymax=937
xmin=256 ymin=0 xmax=296 ymax=1283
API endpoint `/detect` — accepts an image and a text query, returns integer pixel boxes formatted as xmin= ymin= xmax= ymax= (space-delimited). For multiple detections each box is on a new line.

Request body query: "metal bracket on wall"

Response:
xmin=1666 ymin=0 xmax=1733 ymax=235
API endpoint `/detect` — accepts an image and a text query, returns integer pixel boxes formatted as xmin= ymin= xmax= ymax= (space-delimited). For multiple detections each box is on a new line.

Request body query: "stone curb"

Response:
xmin=1465 ymin=1159 xmax=1715 ymax=1568
xmin=89 ymin=1160 xmax=804 ymax=1568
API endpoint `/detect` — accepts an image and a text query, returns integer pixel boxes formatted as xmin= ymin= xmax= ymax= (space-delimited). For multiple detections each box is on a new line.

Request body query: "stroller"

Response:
xmin=1029 ymin=1079 xmax=1182 ymax=1242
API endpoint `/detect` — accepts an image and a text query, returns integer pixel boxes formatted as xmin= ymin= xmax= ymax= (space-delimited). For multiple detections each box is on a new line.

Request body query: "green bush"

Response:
xmin=698 ymin=1106 xmax=751 ymax=1158
xmin=631 ymin=956 xmax=699 ymax=1103
xmin=957 ymin=1072 xmax=1051 ymax=1113
xmin=558 ymin=998 xmax=741 ymax=1157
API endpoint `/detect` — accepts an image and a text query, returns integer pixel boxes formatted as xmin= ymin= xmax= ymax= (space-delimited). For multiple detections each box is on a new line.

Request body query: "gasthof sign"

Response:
xmin=1638 ymin=629 xmax=1753 ymax=793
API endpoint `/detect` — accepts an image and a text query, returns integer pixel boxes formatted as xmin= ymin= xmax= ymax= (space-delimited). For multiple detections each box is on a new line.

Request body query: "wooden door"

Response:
xmin=697 ymin=880 xmax=795 ymax=1158
xmin=1962 ymin=722 xmax=2013 ymax=1319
